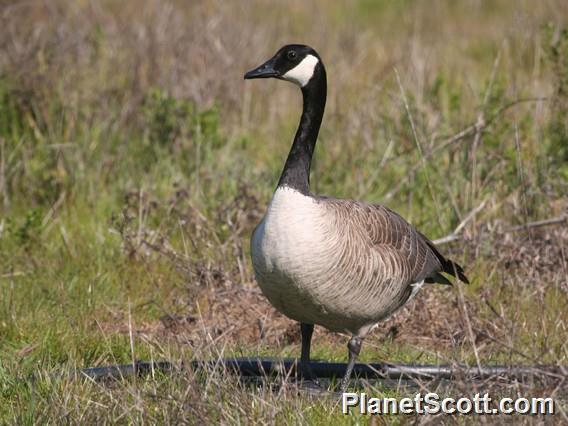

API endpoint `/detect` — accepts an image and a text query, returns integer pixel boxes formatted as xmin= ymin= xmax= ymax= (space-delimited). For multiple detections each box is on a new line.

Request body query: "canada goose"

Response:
xmin=244 ymin=45 xmax=469 ymax=392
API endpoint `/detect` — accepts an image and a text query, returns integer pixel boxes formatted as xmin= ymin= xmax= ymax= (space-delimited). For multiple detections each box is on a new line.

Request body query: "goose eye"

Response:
xmin=287 ymin=50 xmax=297 ymax=60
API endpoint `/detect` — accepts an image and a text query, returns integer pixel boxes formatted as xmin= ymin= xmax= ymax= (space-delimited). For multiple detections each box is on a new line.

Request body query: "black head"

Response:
xmin=244 ymin=44 xmax=323 ymax=88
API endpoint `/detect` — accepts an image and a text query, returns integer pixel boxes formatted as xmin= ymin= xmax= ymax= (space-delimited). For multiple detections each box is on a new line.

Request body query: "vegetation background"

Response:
xmin=1 ymin=0 xmax=567 ymax=423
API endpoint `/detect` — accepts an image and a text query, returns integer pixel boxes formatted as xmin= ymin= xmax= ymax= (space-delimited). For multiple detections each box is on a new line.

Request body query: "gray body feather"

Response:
xmin=251 ymin=187 xmax=466 ymax=338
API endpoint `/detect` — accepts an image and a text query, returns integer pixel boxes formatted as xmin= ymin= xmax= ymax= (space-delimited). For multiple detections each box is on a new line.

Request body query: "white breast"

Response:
xmin=251 ymin=187 xmax=325 ymax=278
xmin=251 ymin=187 xmax=334 ymax=321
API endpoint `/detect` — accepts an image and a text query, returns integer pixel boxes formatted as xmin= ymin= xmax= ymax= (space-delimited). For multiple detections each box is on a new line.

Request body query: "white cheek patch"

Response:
xmin=282 ymin=54 xmax=319 ymax=87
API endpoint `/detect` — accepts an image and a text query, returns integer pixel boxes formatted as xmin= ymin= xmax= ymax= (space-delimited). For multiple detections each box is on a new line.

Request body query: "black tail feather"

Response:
xmin=424 ymin=238 xmax=470 ymax=284
xmin=425 ymin=272 xmax=453 ymax=285
xmin=444 ymin=259 xmax=470 ymax=284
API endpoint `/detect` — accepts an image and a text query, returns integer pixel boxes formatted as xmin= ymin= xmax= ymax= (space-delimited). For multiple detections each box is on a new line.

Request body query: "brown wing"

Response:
xmin=320 ymin=197 xmax=469 ymax=285
xmin=379 ymin=205 xmax=469 ymax=284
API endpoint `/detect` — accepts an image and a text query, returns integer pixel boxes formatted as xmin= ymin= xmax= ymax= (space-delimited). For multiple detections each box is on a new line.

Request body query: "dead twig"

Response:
xmin=432 ymin=199 xmax=488 ymax=245
xmin=384 ymin=97 xmax=548 ymax=201
xmin=507 ymin=214 xmax=568 ymax=233
xmin=434 ymin=213 xmax=568 ymax=246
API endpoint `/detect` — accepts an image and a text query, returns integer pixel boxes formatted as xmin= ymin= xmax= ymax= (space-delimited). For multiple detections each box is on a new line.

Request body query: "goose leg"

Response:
xmin=339 ymin=336 xmax=362 ymax=392
xmin=299 ymin=323 xmax=320 ymax=386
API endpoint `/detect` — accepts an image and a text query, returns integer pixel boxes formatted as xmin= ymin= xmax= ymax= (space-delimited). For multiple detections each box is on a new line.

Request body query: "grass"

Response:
xmin=1 ymin=0 xmax=568 ymax=423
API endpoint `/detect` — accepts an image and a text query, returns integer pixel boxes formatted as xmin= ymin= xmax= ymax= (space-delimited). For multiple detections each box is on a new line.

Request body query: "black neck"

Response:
xmin=277 ymin=63 xmax=326 ymax=195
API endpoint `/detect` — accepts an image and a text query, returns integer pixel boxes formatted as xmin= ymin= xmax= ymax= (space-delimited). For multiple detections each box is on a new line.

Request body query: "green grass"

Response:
xmin=1 ymin=0 xmax=567 ymax=423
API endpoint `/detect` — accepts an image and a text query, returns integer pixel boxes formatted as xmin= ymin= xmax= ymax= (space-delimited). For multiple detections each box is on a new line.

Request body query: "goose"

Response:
xmin=244 ymin=44 xmax=469 ymax=392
